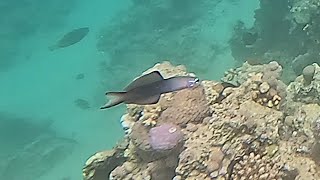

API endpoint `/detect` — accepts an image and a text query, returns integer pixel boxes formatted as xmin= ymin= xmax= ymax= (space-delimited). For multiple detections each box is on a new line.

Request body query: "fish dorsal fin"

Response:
xmin=124 ymin=71 xmax=164 ymax=91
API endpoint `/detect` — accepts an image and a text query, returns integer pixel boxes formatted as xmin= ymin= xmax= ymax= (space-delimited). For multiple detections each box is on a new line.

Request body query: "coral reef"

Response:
xmin=229 ymin=0 xmax=320 ymax=83
xmin=287 ymin=63 xmax=320 ymax=104
xmin=83 ymin=61 xmax=320 ymax=180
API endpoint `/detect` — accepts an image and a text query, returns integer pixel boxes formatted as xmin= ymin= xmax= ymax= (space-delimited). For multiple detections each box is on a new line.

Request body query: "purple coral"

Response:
xmin=149 ymin=123 xmax=183 ymax=151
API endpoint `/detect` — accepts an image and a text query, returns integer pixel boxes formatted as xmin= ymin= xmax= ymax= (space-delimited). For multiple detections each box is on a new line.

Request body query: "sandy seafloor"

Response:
xmin=0 ymin=0 xmax=259 ymax=179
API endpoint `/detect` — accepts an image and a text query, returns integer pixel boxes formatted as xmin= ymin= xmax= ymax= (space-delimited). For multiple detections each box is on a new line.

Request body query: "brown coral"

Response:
xmin=157 ymin=85 xmax=211 ymax=126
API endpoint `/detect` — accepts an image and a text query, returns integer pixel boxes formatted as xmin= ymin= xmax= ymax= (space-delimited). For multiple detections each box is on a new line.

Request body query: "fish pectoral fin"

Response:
xmin=124 ymin=71 xmax=164 ymax=91
xmin=132 ymin=94 xmax=161 ymax=105
xmin=100 ymin=92 xmax=126 ymax=109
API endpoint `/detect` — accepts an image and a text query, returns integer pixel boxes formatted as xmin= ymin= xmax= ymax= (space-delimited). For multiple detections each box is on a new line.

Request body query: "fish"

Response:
xmin=74 ymin=98 xmax=90 ymax=109
xmin=49 ymin=27 xmax=89 ymax=51
xmin=242 ymin=31 xmax=258 ymax=47
xmin=75 ymin=73 xmax=85 ymax=80
xmin=100 ymin=71 xmax=200 ymax=109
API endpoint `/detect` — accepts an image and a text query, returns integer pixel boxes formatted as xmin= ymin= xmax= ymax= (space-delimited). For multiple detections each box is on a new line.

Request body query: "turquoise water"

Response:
xmin=0 ymin=0 xmax=259 ymax=179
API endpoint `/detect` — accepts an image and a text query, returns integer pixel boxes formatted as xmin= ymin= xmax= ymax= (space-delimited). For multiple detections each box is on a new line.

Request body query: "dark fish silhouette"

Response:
xmin=75 ymin=73 xmax=85 ymax=80
xmin=242 ymin=31 xmax=258 ymax=47
xmin=74 ymin=98 xmax=90 ymax=110
xmin=100 ymin=71 xmax=200 ymax=109
xmin=49 ymin=27 xmax=89 ymax=51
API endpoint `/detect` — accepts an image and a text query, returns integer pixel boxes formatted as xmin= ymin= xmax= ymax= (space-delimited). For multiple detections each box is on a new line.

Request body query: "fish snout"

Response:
xmin=187 ymin=77 xmax=200 ymax=88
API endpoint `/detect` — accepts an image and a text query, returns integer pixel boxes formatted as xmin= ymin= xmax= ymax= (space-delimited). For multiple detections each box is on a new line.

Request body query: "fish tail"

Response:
xmin=100 ymin=92 xmax=126 ymax=109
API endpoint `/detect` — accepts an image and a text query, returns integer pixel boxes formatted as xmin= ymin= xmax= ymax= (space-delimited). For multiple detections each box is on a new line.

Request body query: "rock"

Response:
xmin=207 ymin=147 xmax=224 ymax=172
xmin=82 ymin=139 xmax=128 ymax=180
xmin=259 ymin=82 xmax=270 ymax=94
xmin=302 ymin=65 xmax=315 ymax=85
xmin=286 ymin=63 xmax=320 ymax=104
xmin=148 ymin=158 xmax=178 ymax=180
xmin=130 ymin=121 xmax=154 ymax=162
xmin=186 ymin=123 xmax=198 ymax=132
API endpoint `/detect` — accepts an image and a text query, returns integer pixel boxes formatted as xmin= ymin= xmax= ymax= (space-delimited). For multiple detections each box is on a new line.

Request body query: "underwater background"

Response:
xmin=2 ymin=0 xmax=320 ymax=179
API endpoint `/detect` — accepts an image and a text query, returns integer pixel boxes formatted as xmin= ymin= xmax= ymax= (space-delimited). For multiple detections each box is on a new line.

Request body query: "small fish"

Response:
xmin=74 ymin=98 xmax=90 ymax=109
xmin=242 ymin=31 xmax=258 ymax=47
xmin=75 ymin=73 xmax=85 ymax=80
xmin=49 ymin=27 xmax=89 ymax=51
xmin=100 ymin=71 xmax=200 ymax=109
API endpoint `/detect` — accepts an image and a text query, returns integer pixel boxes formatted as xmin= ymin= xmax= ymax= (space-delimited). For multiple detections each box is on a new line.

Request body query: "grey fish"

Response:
xmin=100 ymin=71 xmax=200 ymax=109
xmin=49 ymin=27 xmax=89 ymax=51
xmin=74 ymin=98 xmax=90 ymax=109
xmin=242 ymin=31 xmax=258 ymax=47
xmin=75 ymin=73 xmax=85 ymax=80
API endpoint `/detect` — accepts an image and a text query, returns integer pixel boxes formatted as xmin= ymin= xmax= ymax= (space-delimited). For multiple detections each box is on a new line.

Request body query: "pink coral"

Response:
xmin=149 ymin=124 xmax=183 ymax=151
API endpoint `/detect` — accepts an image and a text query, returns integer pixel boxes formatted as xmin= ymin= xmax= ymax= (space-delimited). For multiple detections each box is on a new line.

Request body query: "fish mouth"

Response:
xmin=188 ymin=78 xmax=200 ymax=88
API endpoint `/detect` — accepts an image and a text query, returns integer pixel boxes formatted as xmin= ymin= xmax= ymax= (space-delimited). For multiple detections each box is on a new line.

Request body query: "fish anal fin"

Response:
xmin=124 ymin=71 xmax=163 ymax=91
xmin=100 ymin=92 xmax=126 ymax=109
xmin=129 ymin=94 xmax=161 ymax=105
